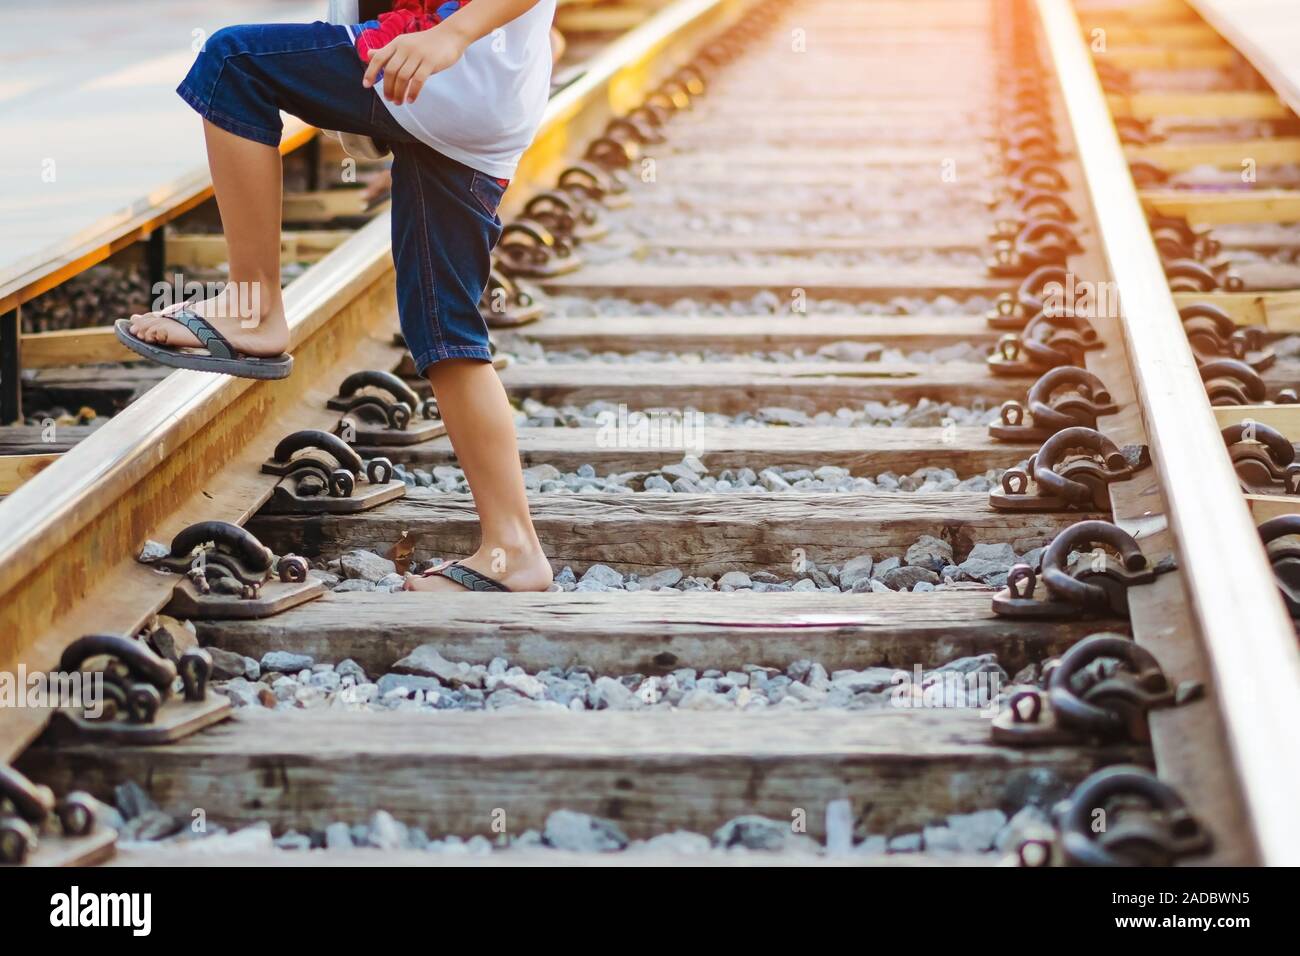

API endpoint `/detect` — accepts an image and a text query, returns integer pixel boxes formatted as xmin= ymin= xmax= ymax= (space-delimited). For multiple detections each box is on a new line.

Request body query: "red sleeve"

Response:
xmin=355 ymin=9 xmax=436 ymax=62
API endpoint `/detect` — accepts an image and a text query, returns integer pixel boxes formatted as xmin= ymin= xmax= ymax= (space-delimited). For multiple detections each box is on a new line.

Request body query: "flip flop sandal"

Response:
xmin=418 ymin=561 xmax=512 ymax=592
xmin=114 ymin=308 xmax=293 ymax=380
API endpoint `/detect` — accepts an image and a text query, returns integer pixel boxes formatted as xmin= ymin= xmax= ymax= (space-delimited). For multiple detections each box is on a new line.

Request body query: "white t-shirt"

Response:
xmin=349 ymin=0 xmax=555 ymax=178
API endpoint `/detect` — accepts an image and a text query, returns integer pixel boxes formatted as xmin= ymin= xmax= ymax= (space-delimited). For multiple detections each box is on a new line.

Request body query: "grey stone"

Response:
xmin=995 ymin=805 xmax=1053 ymax=854
xmin=114 ymin=781 xmax=158 ymax=820
xmin=217 ymin=677 xmax=262 ymax=708
xmin=260 ymin=651 xmax=314 ymax=674
xmin=644 ymin=567 xmax=686 ymax=590
xmin=391 ymin=644 xmax=482 ymax=688
xmin=854 ymin=835 xmax=888 ymax=856
xmin=377 ymin=673 xmax=443 ymax=697
xmin=712 ymin=815 xmax=793 ymax=851
xmin=137 ymin=540 xmax=170 ymax=563
xmin=324 ymin=821 xmax=354 ymax=849
xmin=957 ymin=542 xmax=1020 ymax=587
xmin=946 ymin=809 xmax=1007 ymax=853
xmin=661 ymin=463 xmax=697 ymax=482
xmin=830 ymin=667 xmax=899 ymax=694
xmin=367 ymin=811 xmax=406 ymax=851
xmin=496 ymin=672 xmax=546 ymax=700
xmin=339 ymin=548 xmax=397 ymax=582
xmin=717 ymin=570 xmax=752 ymax=589
xmin=308 ymin=569 xmax=341 ymax=587
xmin=838 ymin=554 xmax=875 ymax=590
xmin=679 ymin=688 xmax=731 ymax=710
xmin=275 ymin=830 xmax=312 ymax=851
xmin=922 ymin=826 xmax=963 ymax=854
xmin=873 ymin=556 xmax=902 ymax=577
xmin=333 ymin=578 xmax=376 ymax=592
xmin=639 ymin=831 xmax=712 ymax=855
xmin=588 ymin=675 xmax=641 ymax=710
xmin=581 ymin=564 xmax=625 ymax=588
xmin=887 ymin=832 xmax=924 ymax=853
xmin=543 ymin=810 xmax=628 ymax=852
xmin=934 ymin=653 xmax=1004 ymax=676
xmin=905 ymin=534 xmax=954 ymax=571
xmin=123 ymin=810 xmax=182 ymax=842
xmin=207 ymin=646 xmax=248 ymax=681
xmin=147 ymin=617 xmax=198 ymax=663
xmin=882 ymin=565 xmax=940 ymax=590
xmin=337 ymin=659 xmax=368 ymax=683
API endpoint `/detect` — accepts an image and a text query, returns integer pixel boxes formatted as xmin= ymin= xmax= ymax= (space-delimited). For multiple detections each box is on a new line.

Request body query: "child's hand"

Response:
xmin=363 ymin=25 xmax=469 ymax=105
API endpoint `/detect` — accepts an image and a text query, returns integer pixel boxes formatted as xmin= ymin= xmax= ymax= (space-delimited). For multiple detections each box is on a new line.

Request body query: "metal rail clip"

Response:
xmin=991 ymin=365 xmax=1118 ymax=442
xmin=262 ymin=428 xmax=404 ymax=512
xmin=42 ymin=634 xmax=229 ymax=745
xmin=991 ymin=426 xmax=1149 ymax=511
xmin=327 ymin=370 xmax=443 ymax=446
xmin=993 ymin=519 xmax=1169 ymax=619
xmin=0 ymin=764 xmax=110 ymax=867
xmin=1055 ymin=766 xmax=1212 ymax=867
xmin=152 ymin=520 xmax=323 ymax=619
xmin=992 ymin=633 xmax=1199 ymax=746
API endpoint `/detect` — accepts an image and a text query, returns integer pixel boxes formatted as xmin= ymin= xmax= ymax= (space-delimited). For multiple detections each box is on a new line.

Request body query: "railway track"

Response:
xmin=1 ymin=0 xmax=1299 ymax=871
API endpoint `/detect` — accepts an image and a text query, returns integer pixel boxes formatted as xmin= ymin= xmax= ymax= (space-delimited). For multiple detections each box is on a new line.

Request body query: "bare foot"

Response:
xmin=128 ymin=283 xmax=289 ymax=357
xmin=403 ymin=546 xmax=553 ymax=593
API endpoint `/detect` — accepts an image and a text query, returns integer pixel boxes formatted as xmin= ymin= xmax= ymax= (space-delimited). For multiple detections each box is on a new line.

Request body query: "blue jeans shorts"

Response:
xmin=177 ymin=21 xmax=503 ymax=373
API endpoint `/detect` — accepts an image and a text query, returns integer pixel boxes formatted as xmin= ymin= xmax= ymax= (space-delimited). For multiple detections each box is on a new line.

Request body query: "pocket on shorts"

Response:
xmin=470 ymin=172 xmax=508 ymax=217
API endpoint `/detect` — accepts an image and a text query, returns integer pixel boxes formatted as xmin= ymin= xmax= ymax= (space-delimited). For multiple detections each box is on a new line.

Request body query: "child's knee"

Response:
xmin=199 ymin=24 xmax=256 ymax=62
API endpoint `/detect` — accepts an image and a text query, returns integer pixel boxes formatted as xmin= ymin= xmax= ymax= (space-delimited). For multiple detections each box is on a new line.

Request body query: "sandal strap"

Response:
xmin=431 ymin=562 xmax=511 ymax=592
xmin=169 ymin=307 xmax=235 ymax=360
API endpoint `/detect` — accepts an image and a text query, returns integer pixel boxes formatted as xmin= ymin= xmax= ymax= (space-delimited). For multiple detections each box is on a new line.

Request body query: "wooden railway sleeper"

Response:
xmin=1054 ymin=766 xmax=1212 ymax=867
xmin=993 ymin=519 xmax=1169 ymax=620
xmin=261 ymin=429 xmax=404 ymax=512
xmin=0 ymin=764 xmax=100 ymax=866
xmin=991 ymin=365 xmax=1118 ymax=442
xmin=991 ymin=426 xmax=1149 ymax=511
xmin=992 ymin=633 xmax=1195 ymax=747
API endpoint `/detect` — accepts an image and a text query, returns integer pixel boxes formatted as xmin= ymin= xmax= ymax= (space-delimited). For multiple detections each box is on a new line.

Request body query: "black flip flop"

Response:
xmin=419 ymin=562 xmax=511 ymax=592
xmin=114 ymin=309 xmax=293 ymax=380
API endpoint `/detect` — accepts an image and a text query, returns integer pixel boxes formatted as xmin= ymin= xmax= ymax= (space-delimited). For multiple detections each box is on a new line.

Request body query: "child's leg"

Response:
xmin=383 ymin=143 xmax=550 ymax=592
xmin=407 ymin=359 xmax=552 ymax=592
xmin=131 ymin=123 xmax=286 ymax=355
xmin=130 ymin=22 xmax=416 ymax=354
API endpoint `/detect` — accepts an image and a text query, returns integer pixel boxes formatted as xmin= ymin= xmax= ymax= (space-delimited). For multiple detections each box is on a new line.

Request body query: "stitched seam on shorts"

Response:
xmin=409 ymin=161 xmax=447 ymax=354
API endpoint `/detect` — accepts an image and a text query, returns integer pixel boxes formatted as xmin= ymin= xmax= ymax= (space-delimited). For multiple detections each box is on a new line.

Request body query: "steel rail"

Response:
xmin=0 ymin=0 xmax=752 ymax=762
xmin=0 ymin=122 xmax=316 ymax=318
xmin=1036 ymin=0 xmax=1300 ymax=865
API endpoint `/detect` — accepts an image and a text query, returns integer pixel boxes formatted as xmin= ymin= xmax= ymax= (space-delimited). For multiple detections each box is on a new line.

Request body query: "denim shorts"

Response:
xmin=177 ymin=21 xmax=503 ymax=373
